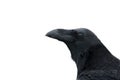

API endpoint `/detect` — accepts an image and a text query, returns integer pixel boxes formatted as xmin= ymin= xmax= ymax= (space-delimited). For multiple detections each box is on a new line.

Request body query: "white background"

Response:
xmin=0 ymin=0 xmax=120 ymax=80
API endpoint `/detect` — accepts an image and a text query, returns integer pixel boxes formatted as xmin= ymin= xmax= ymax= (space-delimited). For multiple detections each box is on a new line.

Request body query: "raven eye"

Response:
xmin=78 ymin=33 xmax=83 ymax=36
xmin=77 ymin=32 xmax=84 ymax=37
xmin=76 ymin=32 xmax=84 ymax=40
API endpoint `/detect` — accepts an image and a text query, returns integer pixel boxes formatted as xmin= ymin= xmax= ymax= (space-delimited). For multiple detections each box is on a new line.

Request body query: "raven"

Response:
xmin=46 ymin=28 xmax=120 ymax=80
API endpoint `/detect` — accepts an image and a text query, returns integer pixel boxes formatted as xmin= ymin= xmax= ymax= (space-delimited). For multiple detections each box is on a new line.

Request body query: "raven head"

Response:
xmin=46 ymin=28 xmax=100 ymax=51
xmin=46 ymin=28 xmax=102 ymax=73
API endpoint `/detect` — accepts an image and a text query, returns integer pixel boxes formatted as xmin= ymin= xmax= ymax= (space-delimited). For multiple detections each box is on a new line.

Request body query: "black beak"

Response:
xmin=46 ymin=29 xmax=60 ymax=39
xmin=46 ymin=29 xmax=75 ymax=42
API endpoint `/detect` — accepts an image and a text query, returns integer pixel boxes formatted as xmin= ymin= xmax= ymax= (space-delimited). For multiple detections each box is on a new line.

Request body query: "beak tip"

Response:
xmin=45 ymin=32 xmax=51 ymax=37
xmin=45 ymin=33 xmax=49 ymax=37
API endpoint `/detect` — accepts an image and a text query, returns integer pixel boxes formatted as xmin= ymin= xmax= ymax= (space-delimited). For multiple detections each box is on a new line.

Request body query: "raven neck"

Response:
xmin=81 ymin=44 xmax=119 ymax=71
xmin=65 ymin=42 xmax=119 ymax=76
xmin=77 ymin=44 xmax=113 ymax=75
